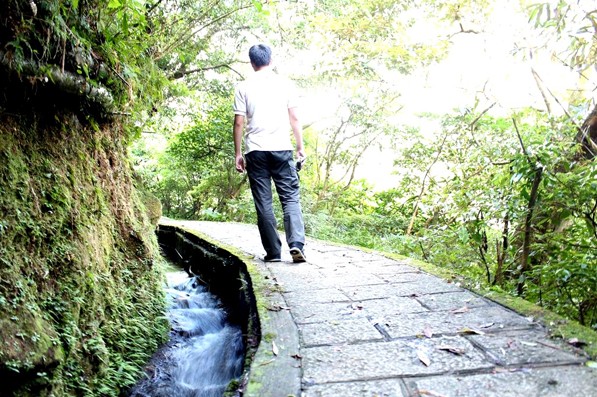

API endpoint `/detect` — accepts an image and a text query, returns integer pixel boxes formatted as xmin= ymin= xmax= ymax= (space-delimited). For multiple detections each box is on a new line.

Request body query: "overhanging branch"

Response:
xmin=170 ymin=62 xmax=243 ymax=79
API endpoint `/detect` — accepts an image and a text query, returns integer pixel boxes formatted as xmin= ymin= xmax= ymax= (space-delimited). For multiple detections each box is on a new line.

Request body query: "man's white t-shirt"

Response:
xmin=233 ymin=69 xmax=298 ymax=154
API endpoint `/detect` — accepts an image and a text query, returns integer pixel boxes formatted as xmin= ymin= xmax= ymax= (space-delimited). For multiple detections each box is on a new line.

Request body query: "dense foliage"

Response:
xmin=133 ymin=0 xmax=597 ymax=333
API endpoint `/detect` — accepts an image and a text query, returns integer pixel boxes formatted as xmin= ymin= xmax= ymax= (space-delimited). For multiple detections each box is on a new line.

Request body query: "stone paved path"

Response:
xmin=168 ymin=220 xmax=597 ymax=397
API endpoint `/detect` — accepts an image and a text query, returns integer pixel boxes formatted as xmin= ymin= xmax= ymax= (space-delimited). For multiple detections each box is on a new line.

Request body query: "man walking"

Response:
xmin=233 ymin=44 xmax=307 ymax=263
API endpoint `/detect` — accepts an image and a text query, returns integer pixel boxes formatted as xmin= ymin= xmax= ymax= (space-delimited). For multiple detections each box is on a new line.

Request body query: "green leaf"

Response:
xmin=108 ymin=0 xmax=121 ymax=9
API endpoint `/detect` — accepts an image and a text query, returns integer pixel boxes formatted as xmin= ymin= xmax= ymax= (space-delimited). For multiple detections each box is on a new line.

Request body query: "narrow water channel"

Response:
xmin=129 ymin=271 xmax=245 ymax=397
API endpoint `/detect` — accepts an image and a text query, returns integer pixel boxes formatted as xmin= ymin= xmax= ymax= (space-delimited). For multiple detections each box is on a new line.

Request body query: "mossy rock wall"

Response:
xmin=0 ymin=112 xmax=168 ymax=396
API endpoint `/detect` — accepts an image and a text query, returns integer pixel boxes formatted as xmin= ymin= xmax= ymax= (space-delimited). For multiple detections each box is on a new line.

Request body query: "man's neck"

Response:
xmin=253 ymin=64 xmax=271 ymax=72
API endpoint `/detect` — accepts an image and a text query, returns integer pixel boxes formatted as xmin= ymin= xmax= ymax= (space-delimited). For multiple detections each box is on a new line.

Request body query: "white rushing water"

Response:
xmin=129 ymin=272 xmax=245 ymax=397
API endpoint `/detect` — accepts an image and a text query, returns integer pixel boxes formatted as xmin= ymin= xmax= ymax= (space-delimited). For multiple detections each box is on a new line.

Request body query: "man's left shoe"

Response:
xmin=263 ymin=255 xmax=281 ymax=263
xmin=289 ymin=247 xmax=307 ymax=263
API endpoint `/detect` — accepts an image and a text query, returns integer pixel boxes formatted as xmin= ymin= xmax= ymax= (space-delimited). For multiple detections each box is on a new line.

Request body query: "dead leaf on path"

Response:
xmin=438 ymin=345 xmax=466 ymax=355
xmin=417 ymin=350 xmax=431 ymax=366
xmin=423 ymin=325 xmax=433 ymax=338
xmin=272 ymin=341 xmax=279 ymax=356
xmin=258 ymin=359 xmax=275 ymax=366
xmin=451 ymin=306 xmax=470 ymax=314
xmin=267 ymin=304 xmax=290 ymax=312
xmin=458 ymin=327 xmax=485 ymax=335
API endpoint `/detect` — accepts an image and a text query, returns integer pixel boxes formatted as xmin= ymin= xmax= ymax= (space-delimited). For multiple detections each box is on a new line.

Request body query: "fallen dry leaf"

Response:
xmin=458 ymin=327 xmax=485 ymax=335
xmin=272 ymin=341 xmax=279 ymax=356
xmin=267 ymin=304 xmax=290 ymax=312
xmin=451 ymin=306 xmax=470 ymax=314
xmin=258 ymin=358 xmax=275 ymax=367
xmin=417 ymin=350 xmax=431 ymax=366
xmin=423 ymin=325 xmax=433 ymax=338
xmin=438 ymin=345 xmax=466 ymax=355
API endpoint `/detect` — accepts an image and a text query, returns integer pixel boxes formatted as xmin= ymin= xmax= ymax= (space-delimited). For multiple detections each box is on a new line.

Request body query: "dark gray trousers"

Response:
xmin=245 ymin=150 xmax=305 ymax=257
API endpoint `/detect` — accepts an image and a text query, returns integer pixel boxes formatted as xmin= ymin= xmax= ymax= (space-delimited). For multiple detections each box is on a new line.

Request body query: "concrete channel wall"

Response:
xmin=156 ymin=224 xmax=261 ymax=393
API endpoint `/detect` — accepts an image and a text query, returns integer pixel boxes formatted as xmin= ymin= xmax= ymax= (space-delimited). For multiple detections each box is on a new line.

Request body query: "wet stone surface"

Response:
xmin=167 ymin=221 xmax=597 ymax=397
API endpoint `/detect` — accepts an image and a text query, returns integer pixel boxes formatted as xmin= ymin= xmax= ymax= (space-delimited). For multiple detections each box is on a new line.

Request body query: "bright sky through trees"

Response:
xmin=269 ymin=0 xmax=596 ymax=189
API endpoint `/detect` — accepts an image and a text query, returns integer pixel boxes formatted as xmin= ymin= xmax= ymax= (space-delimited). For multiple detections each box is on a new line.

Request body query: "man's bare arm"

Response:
xmin=233 ymin=114 xmax=245 ymax=172
xmin=288 ymin=107 xmax=305 ymax=160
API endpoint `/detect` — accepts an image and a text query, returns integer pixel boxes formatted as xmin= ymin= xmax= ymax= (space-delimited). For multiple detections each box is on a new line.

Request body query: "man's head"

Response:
xmin=249 ymin=44 xmax=272 ymax=69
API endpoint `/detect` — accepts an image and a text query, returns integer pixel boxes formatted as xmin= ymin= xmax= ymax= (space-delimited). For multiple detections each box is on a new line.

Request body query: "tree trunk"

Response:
xmin=517 ymin=166 xmax=543 ymax=296
xmin=576 ymin=104 xmax=597 ymax=159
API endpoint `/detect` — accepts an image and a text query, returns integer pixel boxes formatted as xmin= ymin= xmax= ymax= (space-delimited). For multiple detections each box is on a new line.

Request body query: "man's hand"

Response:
xmin=296 ymin=148 xmax=306 ymax=163
xmin=235 ymin=154 xmax=245 ymax=173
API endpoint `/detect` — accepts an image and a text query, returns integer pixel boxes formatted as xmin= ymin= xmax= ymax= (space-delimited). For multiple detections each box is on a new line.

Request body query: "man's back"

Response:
xmin=233 ymin=69 xmax=298 ymax=153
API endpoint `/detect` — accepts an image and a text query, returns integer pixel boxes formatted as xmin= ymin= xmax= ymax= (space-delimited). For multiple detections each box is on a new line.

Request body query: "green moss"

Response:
xmin=0 ymin=114 xmax=168 ymax=396
xmin=263 ymin=333 xmax=276 ymax=343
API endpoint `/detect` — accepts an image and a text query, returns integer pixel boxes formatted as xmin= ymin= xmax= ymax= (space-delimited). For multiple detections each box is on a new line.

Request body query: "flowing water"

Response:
xmin=129 ymin=272 xmax=245 ymax=397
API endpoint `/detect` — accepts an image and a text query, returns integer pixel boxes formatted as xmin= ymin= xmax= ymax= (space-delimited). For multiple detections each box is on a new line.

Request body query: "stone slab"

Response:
xmin=300 ymin=317 xmax=384 ymax=347
xmin=283 ymin=287 xmax=351 ymax=306
xmin=302 ymin=379 xmax=408 ymax=397
xmin=374 ymin=270 xmax=430 ymax=283
xmin=315 ymin=270 xmax=387 ymax=287
xmin=290 ymin=300 xmax=376 ymax=324
xmin=415 ymin=290 xmax=489 ymax=311
xmin=341 ymin=283 xmax=425 ymax=301
xmin=302 ymin=336 xmax=494 ymax=383
xmin=290 ymin=296 xmax=427 ymax=325
xmin=466 ymin=329 xmax=586 ymax=366
xmin=267 ymin=265 xmax=335 ymax=293
xmin=393 ymin=277 xmax=463 ymax=296
xmin=382 ymin=306 xmax=533 ymax=339
xmin=407 ymin=365 xmax=597 ymax=397
xmin=355 ymin=296 xmax=429 ymax=318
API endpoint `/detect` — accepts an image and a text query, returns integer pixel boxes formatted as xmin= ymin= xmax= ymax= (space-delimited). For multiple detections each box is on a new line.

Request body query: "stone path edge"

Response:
xmin=157 ymin=220 xmax=301 ymax=397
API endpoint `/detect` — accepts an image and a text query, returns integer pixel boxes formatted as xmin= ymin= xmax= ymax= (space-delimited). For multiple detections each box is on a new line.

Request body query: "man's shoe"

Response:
xmin=263 ymin=255 xmax=281 ymax=263
xmin=289 ymin=247 xmax=307 ymax=263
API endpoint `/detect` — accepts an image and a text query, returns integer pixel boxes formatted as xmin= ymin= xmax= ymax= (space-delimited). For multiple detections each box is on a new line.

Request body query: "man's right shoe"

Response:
xmin=289 ymin=247 xmax=307 ymax=263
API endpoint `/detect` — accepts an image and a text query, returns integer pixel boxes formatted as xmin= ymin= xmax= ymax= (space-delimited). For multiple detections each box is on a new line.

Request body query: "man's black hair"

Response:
xmin=249 ymin=44 xmax=272 ymax=68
